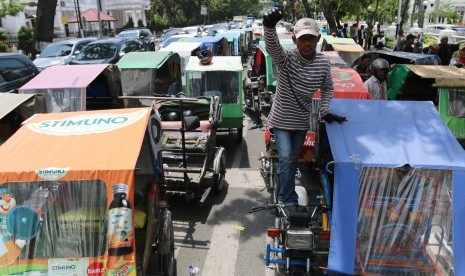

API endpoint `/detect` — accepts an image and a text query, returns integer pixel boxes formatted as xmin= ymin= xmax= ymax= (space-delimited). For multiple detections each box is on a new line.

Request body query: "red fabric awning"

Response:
xmin=68 ymin=8 xmax=117 ymax=23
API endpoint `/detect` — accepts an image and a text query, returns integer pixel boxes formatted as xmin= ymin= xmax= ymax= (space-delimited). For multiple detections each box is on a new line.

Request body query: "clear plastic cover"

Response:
xmin=121 ymin=69 xmax=156 ymax=96
xmin=446 ymin=88 xmax=465 ymax=118
xmin=188 ymin=71 xmax=239 ymax=103
xmin=0 ymin=180 xmax=107 ymax=259
xmin=356 ymin=167 xmax=453 ymax=275
xmin=21 ymin=88 xmax=86 ymax=112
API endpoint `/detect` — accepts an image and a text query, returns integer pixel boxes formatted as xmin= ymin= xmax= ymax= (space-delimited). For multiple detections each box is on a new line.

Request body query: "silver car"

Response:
xmin=33 ymin=38 xmax=96 ymax=71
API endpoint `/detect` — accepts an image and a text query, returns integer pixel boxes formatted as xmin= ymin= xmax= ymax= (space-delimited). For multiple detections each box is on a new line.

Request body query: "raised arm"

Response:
xmin=263 ymin=9 xmax=286 ymax=67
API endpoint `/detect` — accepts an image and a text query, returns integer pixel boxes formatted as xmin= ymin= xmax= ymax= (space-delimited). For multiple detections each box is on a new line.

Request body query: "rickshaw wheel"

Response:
xmin=237 ymin=128 xmax=243 ymax=142
xmin=213 ymin=147 xmax=226 ymax=194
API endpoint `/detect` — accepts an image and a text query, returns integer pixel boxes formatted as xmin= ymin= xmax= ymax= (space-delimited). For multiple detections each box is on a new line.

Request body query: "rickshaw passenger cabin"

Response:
xmin=117 ymin=51 xmax=182 ymax=105
xmin=0 ymin=107 xmax=175 ymax=275
xmin=19 ymin=64 xmax=122 ymax=112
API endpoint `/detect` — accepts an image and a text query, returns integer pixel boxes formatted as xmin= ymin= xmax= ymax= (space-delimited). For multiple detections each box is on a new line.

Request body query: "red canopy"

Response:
xmin=68 ymin=8 xmax=117 ymax=23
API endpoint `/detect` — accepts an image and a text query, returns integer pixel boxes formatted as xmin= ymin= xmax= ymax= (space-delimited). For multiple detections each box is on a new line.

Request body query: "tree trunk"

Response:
xmin=35 ymin=0 xmax=58 ymax=52
xmin=399 ymin=0 xmax=410 ymax=34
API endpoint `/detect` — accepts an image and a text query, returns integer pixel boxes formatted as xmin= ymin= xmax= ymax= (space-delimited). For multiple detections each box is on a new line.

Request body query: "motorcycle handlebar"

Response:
xmin=249 ymin=203 xmax=280 ymax=213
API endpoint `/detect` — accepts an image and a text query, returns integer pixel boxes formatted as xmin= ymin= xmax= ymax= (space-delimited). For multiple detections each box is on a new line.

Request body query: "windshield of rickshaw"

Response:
xmin=185 ymin=56 xmax=242 ymax=104
xmin=442 ymin=87 xmax=465 ymax=118
xmin=356 ymin=167 xmax=452 ymax=275
xmin=187 ymin=71 xmax=240 ymax=103
xmin=325 ymin=99 xmax=465 ymax=275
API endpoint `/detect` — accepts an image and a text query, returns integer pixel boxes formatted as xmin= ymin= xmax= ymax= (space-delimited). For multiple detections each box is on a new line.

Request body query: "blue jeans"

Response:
xmin=274 ymin=128 xmax=307 ymax=205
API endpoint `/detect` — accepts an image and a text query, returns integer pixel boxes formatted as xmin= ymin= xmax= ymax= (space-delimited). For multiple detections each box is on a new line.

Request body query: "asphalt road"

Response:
xmin=169 ymin=106 xmax=279 ymax=276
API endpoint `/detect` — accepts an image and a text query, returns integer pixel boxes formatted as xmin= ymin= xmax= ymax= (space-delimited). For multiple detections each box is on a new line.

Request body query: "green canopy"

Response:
xmin=387 ymin=64 xmax=411 ymax=100
xmin=117 ymin=51 xmax=177 ymax=69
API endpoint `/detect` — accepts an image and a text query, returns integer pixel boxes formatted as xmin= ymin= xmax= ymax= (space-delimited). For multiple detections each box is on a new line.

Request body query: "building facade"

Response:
xmin=1 ymin=0 xmax=150 ymax=35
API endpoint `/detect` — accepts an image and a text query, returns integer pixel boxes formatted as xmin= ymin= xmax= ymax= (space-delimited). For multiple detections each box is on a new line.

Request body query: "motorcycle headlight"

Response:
xmin=251 ymin=83 xmax=259 ymax=88
xmin=285 ymin=228 xmax=314 ymax=250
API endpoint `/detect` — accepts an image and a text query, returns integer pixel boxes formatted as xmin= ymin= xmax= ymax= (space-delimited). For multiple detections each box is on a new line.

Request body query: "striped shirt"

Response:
xmin=265 ymin=27 xmax=333 ymax=130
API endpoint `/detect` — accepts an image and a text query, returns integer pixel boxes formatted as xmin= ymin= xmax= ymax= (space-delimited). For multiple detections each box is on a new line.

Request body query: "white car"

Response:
xmin=33 ymin=38 xmax=96 ymax=71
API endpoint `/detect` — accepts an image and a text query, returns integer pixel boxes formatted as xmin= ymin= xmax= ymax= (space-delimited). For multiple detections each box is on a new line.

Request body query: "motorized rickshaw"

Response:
xmin=0 ymin=107 xmax=176 ymax=275
xmin=0 ymin=93 xmax=46 ymax=144
xmin=117 ymin=51 xmax=182 ymax=105
xmin=387 ymin=64 xmax=465 ymax=146
xmin=326 ymin=99 xmax=465 ymax=275
xmin=162 ymin=36 xmax=229 ymax=57
xmin=159 ymin=42 xmax=203 ymax=89
xmin=155 ymin=96 xmax=226 ymax=204
xmin=19 ymin=64 xmax=122 ymax=112
xmin=185 ymin=55 xmax=244 ymax=139
xmin=320 ymin=36 xmax=365 ymax=67
xmin=260 ymin=68 xmax=372 ymax=202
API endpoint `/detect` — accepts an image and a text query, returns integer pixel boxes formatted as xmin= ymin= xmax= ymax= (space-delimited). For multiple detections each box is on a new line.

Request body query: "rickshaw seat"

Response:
xmin=161 ymin=120 xmax=211 ymax=132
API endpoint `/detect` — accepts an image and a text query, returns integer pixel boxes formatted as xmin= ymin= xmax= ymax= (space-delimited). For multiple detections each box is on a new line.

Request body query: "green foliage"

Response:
xmin=423 ymin=34 xmax=438 ymax=47
xmin=0 ymin=0 xmax=25 ymax=19
xmin=137 ymin=19 xmax=144 ymax=27
xmin=123 ymin=16 xmax=135 ymax=29
xmin=18 ymin=26 xmax=34 ymax=55
xmin=151 ymin=14 xmax=169 ymax=32
xmin=0 ymin=31 xmax=6 ymax=52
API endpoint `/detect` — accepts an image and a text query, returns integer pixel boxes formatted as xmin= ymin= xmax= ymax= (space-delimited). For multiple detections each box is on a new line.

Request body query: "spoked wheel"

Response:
xmin=147 ymin=210 xmax=177 ymax=276
xmin=213 ymin=147 xmax=226 ymax=193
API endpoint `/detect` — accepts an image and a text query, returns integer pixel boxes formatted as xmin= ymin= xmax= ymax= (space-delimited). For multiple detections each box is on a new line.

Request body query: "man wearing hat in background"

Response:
xmin=262 ymin=9 xmax=346 ymax=210
xmin=438 ymin=36 xmax=460 ymax=66
xmin=450 ymin=42 xmax=465 ymax=68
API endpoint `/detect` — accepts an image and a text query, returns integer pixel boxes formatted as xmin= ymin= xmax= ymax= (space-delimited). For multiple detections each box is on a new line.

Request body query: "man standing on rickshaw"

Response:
xmin=262 ymin=9 xmax=346 ymax=211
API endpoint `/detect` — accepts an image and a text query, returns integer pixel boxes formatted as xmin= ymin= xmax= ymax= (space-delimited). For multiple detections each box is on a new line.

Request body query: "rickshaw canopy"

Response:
xmin=0 ymin=107 xmax=151 ymax=172
xmin=357 ymin=49 xmax=441 ymax=66
xmin=0 ymin=93 xmax=35 ymax=120
xmin=320 ymin=51 xmax=348 ymax=68
xmin=117 ymin=51 xmax=177 ymax=69
xmin=159 ymin=42 xmax=203 ymax=57
xmin=20 ymin=64 xmax=111 ymax=90
xmin=19 ymin=64 xmax=121 ymax=112
xmin=185 ymin=55 xmax=243 ymax=72
xmin=322 ymin=36 xmax=358 ymax=45
xmin=326 ymin=99 xmax=465 ymax=275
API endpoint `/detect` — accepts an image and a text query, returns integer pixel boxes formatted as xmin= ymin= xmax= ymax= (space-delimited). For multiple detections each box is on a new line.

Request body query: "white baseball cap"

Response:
xmin=293 ymin=18 xmax=319 ymax=38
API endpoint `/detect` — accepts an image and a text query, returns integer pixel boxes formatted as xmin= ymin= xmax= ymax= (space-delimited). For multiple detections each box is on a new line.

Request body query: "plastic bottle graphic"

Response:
xmin=107 ymin=183 xmax=134 ymax=256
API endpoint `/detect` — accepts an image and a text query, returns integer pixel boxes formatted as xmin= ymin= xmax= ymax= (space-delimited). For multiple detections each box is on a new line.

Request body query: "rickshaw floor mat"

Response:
xmin=162 ymin=132 xmax=209 ymax=151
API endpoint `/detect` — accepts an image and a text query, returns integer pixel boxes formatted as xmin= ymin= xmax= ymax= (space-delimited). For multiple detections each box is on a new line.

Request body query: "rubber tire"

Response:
xmin=237 ymin=128 xmax=243 ymax=142
xmin=213 ymin=157 xmax=226 ymax=194
xmin=161 ymin=249 xmax=177 ymax=276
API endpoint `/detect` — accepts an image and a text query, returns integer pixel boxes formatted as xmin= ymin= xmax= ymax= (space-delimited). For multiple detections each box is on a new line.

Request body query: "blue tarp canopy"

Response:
xmin=326 ymin=99 xmax=465 ymax=274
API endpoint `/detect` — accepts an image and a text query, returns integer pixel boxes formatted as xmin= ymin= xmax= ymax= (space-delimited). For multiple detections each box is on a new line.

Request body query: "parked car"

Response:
xmin=160 ymin=28 xmax=186 ymax=44
xmin=117 ymin=28 xmax=155 ymax=50
xmin=33 ymin=38 xmax=96 ymax=71
xmin=70 ymin=38 xmax=145 ymax=65
xmin=0 ymin=53 xmax=39 ymax=93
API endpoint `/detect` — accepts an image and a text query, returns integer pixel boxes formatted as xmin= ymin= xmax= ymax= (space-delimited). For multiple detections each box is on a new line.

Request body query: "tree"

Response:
xmin=35 ymin=0 xmax=58 ymax=52
xmin=0 ymin=0 xmax=25 ymax=19
xmin=123 ymin=16 xmax=135 ymax=29
xmin=17 ymin=26 xmax=34 ymax=55
xmin=137 ymin=19 xmax=144 ymax=27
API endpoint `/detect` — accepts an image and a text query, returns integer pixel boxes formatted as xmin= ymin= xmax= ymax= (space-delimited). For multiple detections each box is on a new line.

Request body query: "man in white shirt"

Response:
xmin=364 ymin=58 xmax=389 ymax=100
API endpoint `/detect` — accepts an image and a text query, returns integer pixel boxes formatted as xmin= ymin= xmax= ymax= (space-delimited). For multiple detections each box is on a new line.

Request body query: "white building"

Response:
xmin=0 ymin=0 xmax=150 ymax=35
